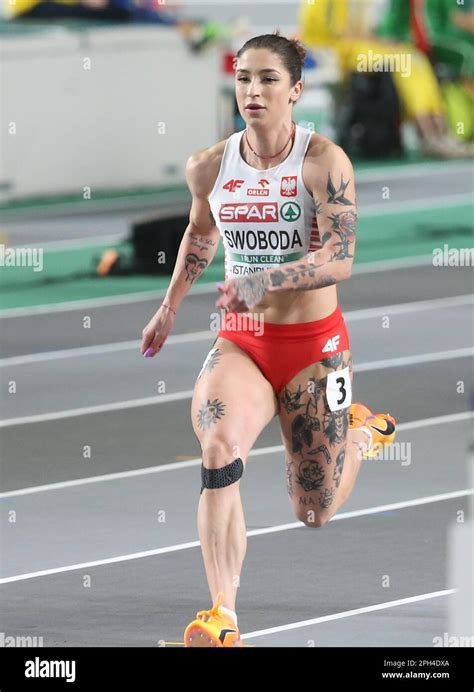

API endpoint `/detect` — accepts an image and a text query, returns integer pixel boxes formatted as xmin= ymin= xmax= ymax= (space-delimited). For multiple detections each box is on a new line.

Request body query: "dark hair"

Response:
xmin=235 ymin=30 xmax=306 ymax=86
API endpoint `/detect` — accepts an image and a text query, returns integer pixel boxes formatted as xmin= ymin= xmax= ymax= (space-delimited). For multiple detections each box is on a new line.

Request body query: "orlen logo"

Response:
xmin=247 ymin=179 xmax=270 ymax=197
xmin=219 ymin=202 xmax=279 ymax=223
xmin=223 ymin=179 xmax=244 ymax=193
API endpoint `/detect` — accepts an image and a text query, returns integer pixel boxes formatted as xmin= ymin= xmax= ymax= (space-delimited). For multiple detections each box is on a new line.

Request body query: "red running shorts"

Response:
xmin=217 ymin=304 xmax=350 ymax=395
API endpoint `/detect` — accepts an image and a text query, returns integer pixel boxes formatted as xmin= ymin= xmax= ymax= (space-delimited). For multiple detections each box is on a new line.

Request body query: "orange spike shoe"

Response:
xmin=184 ymin=592 xmax=243 ymax=648
xmin=350 ymin=403 xmax=397 ymax=458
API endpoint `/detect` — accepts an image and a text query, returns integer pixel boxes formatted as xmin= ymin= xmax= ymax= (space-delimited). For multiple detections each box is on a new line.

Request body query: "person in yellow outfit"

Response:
xmin=299 ymin=0 xmax=473 ymax=158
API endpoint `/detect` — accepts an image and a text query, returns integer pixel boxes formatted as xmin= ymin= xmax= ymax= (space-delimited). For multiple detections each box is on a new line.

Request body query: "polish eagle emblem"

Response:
xmin=280 ymin=176 xmax=297 ymax=197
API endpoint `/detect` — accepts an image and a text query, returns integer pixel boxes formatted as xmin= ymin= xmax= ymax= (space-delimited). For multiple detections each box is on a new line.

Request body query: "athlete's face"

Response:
xmin=235 ymin=48 xmax=302 ymax=124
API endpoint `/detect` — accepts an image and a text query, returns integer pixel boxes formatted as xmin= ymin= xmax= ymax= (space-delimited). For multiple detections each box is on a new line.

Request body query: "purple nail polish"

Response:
xmin=144 ymin=347 xmax=154 ymax=357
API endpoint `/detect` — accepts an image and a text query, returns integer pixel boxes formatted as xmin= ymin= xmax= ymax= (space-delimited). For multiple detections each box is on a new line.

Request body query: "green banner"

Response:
xmin=228 ymin=251 xmax=306 ymax=264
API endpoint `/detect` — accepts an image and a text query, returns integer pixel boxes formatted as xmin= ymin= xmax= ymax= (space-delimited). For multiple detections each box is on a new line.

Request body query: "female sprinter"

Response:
xmin=141 ymin=32 xmax=396 ymax=648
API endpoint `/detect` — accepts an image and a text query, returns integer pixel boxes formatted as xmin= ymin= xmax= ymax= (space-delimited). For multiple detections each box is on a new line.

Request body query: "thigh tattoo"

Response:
xmin=319 ymin=487 xmax=336 ymax=509
xmin=295 ymin=457 xmax=326 ymax=492
xmin=197 ymin=347 xmax=222 ymax=381
xmin=197 ymin=398 xmax=226 ymax=430
xmin=332 ymin=445 xmax=346 ymax=488
xmin=323 ymin=407 xmax=349 ymax=446
xmin=280 ymin=369 xmax=350 ymax=511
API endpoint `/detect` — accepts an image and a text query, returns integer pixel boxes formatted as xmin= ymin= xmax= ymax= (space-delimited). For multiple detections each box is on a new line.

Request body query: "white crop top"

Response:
xmin=208 ymin=124 xmax=321 ymax=278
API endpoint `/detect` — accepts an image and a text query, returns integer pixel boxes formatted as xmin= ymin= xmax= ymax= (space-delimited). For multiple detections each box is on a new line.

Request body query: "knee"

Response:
xmin=201 ymin=438 xmax=236 ymax=469
xmin=295 ymin=508 xmax=331 ymax=529
xmin=200 ymin=440 xmax=244 ymax=495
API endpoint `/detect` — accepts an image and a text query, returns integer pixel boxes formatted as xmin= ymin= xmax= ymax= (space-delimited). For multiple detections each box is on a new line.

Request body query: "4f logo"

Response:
xmin=322 ymin=335 xmax=341 ymax=353
xmin=223 ymin=179 xmax=244 ymax=193
xmin=280 ymin=176 xmax=297 ymax=197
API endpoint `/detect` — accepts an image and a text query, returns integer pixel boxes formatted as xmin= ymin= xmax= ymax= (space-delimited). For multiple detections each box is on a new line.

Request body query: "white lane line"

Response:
xmin=1 ymin=349 xmax=472 ymax=429
xmin=1 ymin=293 xmax=471 ymax=367
xmin=242 ymin=590 xmax=455 ymax=640
xmin=11 ymin=233 xmax=126 ymax=252
xmin=1 ymin=489 xmax=471 ymax=584
xmin=0 ymin=254 xmax=444 ymax=319
xmin=350 ymin=254 xmax=432 ymax=273
xmin=357 ymin=347 xmax=474 ymax=372
xmin=0 ymin=283 xmax=212 ymax=319
xmin=0 ymin=331 xmax=212 ymax=367
xmin=2 ymin=191 xmax=188 ymax=219
xmin=0 ymin=450 xmax=233 ymax=497
xmin=0 ymin=390 xmax=190 ymax=428
xmin=0 ymin=411 xmax=471 ymax=498
xmin=358 ymin=193 xmax=473 ymax=216
xmin=345 ymin=293 xmax=472 ymax=321
xmin=355 ymin=159 xmax=471 ymax=181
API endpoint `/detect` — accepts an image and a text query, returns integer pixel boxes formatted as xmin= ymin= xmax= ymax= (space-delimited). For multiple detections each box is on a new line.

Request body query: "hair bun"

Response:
xmin=290 ymin=38 xmax=307 ymax=64
xmin=271 ymin=29 xmax=306 ymax=65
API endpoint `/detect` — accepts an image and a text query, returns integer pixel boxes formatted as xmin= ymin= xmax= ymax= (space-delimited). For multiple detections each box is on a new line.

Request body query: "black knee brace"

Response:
xmin=200 ymin=458 xmax=244 ymax=494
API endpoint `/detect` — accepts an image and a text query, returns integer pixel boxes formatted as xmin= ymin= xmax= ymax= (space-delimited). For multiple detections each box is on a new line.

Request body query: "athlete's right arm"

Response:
xmin=140 ymin=150 xmax=220 ymax=357
xmin=164 ymin=150 xmax=221 ymax=307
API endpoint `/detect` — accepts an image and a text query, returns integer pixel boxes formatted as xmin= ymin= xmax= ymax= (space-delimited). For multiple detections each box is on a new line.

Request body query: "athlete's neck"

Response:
xmin=241 ymin=121 xmax=295 ymax=170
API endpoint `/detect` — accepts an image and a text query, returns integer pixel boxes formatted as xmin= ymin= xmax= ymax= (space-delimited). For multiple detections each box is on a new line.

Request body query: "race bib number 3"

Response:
xmin=326 ymin=367 xmax=352 ymax=411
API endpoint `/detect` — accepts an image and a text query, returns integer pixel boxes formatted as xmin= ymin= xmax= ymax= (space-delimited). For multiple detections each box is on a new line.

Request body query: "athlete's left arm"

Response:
xmin=266 ymin=144 xmax=357 ymax=297
xmin=216 ymin=145 xmax=357 ymax=312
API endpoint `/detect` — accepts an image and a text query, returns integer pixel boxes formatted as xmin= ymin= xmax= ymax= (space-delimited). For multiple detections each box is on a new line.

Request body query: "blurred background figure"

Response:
xmin=378 ymin=0 xmax=474 ymax=154
xmin=426 ymin=0 xmax=474 ymax=144
xmin=299 ymin=0 xmax=474 ymax=158
xmin=7 ymin=0 xmax=180 ymax=22
xmin=3 ymin=0 xmax=232 ymax=53
xmin=390 ymin=0 xmax=474 ymax=84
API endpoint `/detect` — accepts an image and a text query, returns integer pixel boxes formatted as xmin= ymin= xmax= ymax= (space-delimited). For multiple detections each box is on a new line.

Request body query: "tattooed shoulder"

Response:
xmin=327 ymin=172 xmax=354 ymax=206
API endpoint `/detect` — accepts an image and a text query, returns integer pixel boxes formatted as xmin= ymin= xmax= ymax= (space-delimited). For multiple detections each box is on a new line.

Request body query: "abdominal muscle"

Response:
xmin=232 ymin=281 xmax=339 ymax=325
